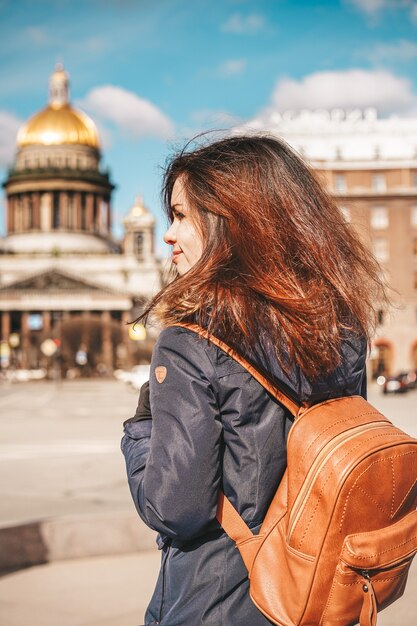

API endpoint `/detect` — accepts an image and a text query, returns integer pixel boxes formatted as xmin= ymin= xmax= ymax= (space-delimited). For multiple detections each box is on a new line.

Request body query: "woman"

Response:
xmin=121 ymin=135 xmax=385 ymax=626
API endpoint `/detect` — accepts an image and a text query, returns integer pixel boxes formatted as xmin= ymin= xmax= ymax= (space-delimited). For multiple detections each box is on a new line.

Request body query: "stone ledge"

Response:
xmin=0 ymin=513 xmax=155 ymax=574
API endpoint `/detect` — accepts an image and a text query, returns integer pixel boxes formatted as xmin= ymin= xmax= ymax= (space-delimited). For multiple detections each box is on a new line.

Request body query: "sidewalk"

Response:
xmin=0 ymin=379 xmax=156 ymax=572
xmin=0 ymin=379 xmax=416 ymax=625
xmin=0 ymin=551 xmax=415 ymax=626
xmin=0 ymin=551 xmax=160 ymax=626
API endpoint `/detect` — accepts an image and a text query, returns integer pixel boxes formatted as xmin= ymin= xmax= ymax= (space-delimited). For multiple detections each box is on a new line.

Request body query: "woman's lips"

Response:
xmin=172 ymin=251 xmax=182 ymax=262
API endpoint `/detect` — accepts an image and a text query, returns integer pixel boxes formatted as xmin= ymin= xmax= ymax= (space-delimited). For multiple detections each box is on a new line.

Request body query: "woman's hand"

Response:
xmin=123 ymin=381 xmax=152 ymax=424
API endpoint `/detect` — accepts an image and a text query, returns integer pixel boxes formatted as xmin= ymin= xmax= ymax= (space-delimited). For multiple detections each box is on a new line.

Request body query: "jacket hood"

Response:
xmin=249 ymin=329 xmax=367 ymax=405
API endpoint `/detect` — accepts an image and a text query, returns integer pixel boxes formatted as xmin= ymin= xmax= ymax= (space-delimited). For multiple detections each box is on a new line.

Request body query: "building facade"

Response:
xmin=0 ymin=65 xmax=162 ymax=373
xmin=241 ymin=108 xmax=417 ymax=376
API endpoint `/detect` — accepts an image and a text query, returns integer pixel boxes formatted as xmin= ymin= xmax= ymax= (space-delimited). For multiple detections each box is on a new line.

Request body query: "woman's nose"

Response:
xmin=164 ymin=222 xmax=176 ymax=245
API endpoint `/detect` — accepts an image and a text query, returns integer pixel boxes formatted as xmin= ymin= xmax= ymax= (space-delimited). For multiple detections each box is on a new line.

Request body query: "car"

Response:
xmin=405 ymin=370 xmax=417 ymax=390
xmin=382 ymin=373 xmax=409 ymax=394
xmin=114 ymin=364 xmax=150 ymax=392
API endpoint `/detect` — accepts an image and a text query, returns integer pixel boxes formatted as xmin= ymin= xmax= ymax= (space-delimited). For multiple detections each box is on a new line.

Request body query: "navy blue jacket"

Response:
xmin=121 ymin=326 xmax=367 ymax=626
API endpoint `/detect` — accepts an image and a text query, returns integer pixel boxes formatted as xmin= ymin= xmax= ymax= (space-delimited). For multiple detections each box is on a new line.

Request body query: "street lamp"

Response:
xmin=128 ymin=323 xmax=147 ymax=341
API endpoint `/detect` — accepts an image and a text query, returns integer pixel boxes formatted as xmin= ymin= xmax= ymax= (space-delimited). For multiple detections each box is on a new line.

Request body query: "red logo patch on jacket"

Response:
xmin=155 ymin=366 xmax=167 ymax=383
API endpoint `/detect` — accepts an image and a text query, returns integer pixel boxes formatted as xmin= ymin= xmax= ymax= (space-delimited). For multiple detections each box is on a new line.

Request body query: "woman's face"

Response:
xmin=164 ymin=177 xmax=204 ymax=275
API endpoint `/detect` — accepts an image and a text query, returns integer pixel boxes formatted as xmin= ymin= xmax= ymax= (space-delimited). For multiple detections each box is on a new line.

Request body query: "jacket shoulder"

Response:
xmin=154 ymin=326 xmax=246 ymax=380
xmin=153 ymin=326 xmax=216 ymax=374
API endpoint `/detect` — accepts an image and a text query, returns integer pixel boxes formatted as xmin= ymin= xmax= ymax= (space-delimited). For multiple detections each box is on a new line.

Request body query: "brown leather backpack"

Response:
xmin=182 ymin=324 xmax=417 ymax=626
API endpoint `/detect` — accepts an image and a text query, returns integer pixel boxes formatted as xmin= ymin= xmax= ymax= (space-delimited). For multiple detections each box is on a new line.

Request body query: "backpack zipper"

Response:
xmin=287 ymin=421 xmax=388 ymax=543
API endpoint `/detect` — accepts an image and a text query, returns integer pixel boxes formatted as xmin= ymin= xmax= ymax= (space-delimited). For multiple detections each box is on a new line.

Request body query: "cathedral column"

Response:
xmin=67 ymin=194 xmax=73 ymax=229
xmin=40 ymin=192 xmax=52 ymax=231
xmin=13 ymin=197 xmax=18 ymax=232
xmin=121 ymin=310 xmax=131 ymax=366
xmin=21 ymin=312 xmax=30 ymax=369
xmin=43 ymin=311 xmax=51 ymax=335
xmin=121 ymin=311 xmax=130 ymax=348
xmin=21 ymin=195 xmax=26 ymax=231
xmin=23 ymin=194 xmax=31 ymax=230
xmin=33 ymin=193 xmax=41 ymax=229
xmin=86 ymin=193 xmax=94 ymax=232
xmin=101 ymin=310 xmax=113 ymax=370
xmin=1 ymin=311 xmax=10 ymax=343
xmin=96 ymin=196 xmax=102 ymax=233
xmin=7 ymin=197 xmax=14 ymax=233
xmin=16 ymin=197 xmax=23 ymax=232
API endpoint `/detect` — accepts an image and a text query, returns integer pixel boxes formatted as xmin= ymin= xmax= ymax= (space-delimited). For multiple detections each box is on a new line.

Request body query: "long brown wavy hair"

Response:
xmin=138 ymin=134 xmax=387 ymax=378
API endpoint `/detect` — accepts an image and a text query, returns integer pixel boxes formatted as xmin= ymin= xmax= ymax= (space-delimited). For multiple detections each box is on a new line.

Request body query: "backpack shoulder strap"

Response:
xmin=174 ymin=322 xmax=301 ymax=419
xmin=174 ymin=322 xmax=298 ymax=543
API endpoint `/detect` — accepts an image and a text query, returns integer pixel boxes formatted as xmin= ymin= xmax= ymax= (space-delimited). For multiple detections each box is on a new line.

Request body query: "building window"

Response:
xmin=339 ymin=206 xmax=351 ymax=223
xmin=373 ymin=344 xmax=391 ymax=378
xmin=135 ymin=233 xmax=144 ymax=260
xmin=372 ymin=174 xmax=386 ymax=192
xmin=373 ymin=237 xmax=389 ymax=262
xmin=411 ymin=206 xmax=417 ymax=228
xmin=371 ymin=206 xmax=388 ymax=230
xmin=335 ymin=174 xmax=346 ymax=193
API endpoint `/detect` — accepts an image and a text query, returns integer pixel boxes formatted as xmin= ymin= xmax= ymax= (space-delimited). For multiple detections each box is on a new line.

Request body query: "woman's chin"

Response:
xmin=174 ymin=259 xmax=191 ymax=276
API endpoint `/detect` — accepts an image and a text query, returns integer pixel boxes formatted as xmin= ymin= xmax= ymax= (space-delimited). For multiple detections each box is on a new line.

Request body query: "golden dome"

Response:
xmin=17 ymin=105 xmax=100 ymax=149
xmin=17 ymin=64 xmax=100 ymax=150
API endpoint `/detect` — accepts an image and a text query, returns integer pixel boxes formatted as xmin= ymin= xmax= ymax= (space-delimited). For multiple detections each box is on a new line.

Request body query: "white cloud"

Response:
xmin=24 ymin=26 xmax=107 ymax=55
xmin=177 ymin=110 xmax=242 ymax=142
xmin=270 ymin=69 xmax=416 ymax=116
xmin=346 ymin=0 xmax=415 ymax=17
xmin=82 ymin=37 xmax=107 ymax=54
xmin=190 ymin=109 xmax=241 ymax=127
xmin=369 ymin=39 xmax=417 ymax=63
xmin=347 ymin=0 xmax=390 ymax=15
xmin=25 ymin=26 xmax=49 ymax=46
xmin=0 ymin=111 xmax=22 ymax=168
xmin=221 ymin=12 xmax=265 ymax=34
xmin=79 ymin=85 xmax=174 ymax=140
xmin=218 ymin=59 xmax=247 ymax=77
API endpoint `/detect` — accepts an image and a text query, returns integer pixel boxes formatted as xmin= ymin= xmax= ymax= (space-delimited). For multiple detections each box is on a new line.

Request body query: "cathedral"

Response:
xmin=0 ymin=65 xmax=162 ymax=374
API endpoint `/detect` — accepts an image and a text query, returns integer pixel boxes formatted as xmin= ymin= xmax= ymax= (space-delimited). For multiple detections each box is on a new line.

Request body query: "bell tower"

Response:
xmin=123 ymin=196 xmax=155 ymax=262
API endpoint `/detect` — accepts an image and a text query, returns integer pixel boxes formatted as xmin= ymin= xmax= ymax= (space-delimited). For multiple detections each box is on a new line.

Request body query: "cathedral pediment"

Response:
xmin=0 ymin=268 xmax=125 ymax=295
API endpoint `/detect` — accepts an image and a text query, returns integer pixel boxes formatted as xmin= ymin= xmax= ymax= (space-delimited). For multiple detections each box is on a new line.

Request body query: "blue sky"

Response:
xmin=1 ymin=0 xmax=417 ymax=252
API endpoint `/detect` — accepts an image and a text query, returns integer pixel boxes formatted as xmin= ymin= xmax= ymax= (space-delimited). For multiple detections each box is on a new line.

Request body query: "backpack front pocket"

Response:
xmin=321 ymin=510 xmax=417 ymax=626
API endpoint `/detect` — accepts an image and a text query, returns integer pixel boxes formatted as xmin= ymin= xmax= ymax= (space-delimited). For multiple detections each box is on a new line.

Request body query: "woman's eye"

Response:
xmin=175 ymin=212 xmax=185 ymax=220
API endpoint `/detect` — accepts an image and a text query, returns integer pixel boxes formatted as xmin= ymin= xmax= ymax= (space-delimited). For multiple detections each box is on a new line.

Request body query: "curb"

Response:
xmin=0 ymin=512 xmax=156 ymax=574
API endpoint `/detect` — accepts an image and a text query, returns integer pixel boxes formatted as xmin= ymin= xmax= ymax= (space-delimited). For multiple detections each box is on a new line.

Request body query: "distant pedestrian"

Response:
xmin=121 ymin=134 xmax=386 ymax=625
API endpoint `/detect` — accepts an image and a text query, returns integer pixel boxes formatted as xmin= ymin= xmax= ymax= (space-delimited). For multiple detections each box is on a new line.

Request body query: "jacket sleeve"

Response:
xmin=121 ymin=327 xmax=222 ymax=541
